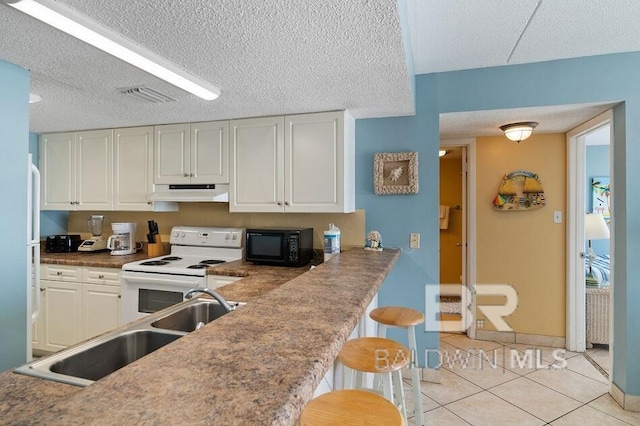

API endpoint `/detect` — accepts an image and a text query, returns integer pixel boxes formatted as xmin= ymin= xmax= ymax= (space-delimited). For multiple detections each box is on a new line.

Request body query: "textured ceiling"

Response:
xmin=1 ymin=0 xmax=639 ymax=135
xmin=1 ymin=0 xmax=413 ymax=133
xmin=440 ymin=102 xmax=617 ymax=140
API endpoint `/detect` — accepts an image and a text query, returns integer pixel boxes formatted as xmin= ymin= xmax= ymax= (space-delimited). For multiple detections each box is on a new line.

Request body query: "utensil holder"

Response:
xmin=147 ymin=235 xmax=163 ymax=257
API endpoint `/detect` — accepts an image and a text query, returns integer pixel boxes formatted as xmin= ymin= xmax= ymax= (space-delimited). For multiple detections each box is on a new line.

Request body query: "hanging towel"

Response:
xmin=439 ymin=205 xmax=450 ymax=230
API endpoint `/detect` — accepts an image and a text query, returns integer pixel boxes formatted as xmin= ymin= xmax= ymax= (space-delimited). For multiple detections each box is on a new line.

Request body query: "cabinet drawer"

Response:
xmin=41 ymin=264 xmax=82 ymax=281
xmin=84 ymin=267 xmax=120 ymax=286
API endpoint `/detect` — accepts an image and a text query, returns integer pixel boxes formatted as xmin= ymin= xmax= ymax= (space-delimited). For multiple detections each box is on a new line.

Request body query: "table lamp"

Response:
xmin=585 ymin=213 xmax=610 ymax=285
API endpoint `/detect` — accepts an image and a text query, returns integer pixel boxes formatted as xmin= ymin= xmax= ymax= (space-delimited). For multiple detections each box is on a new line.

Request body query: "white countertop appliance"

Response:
xmin=120 ymin=226 xmax=244 ymax=324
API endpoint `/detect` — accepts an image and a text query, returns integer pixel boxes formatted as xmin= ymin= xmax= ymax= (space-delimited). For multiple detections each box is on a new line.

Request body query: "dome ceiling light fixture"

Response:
xmin=500 ymin=121 xmax=539 ymax=143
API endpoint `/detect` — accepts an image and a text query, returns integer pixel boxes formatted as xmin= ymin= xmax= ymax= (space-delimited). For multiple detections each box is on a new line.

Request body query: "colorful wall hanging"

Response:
xmin=493 ymin=170 xmax=546 ymax=211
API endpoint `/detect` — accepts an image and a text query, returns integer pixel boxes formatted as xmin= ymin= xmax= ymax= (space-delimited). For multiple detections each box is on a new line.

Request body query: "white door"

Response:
xmin=41 ymin=280 xmax=83 ymax=352
xmin=155 ymin=124 xmax=191 ymax=184
xmin=76 ymin=129 xmax=113 ymax=210
xmin=113 ymin=126 xmax=154 ymax=210
xmin=566 ymin=110 xmax=613 ymax=352
xmin=191 ymin=121 xmax=229 ymax=183
xmin=285 ymin=112 xmax=343 ymax=212
xmin=39 ymin=132 xmax=76 ymax=210
xmin=229 ymin=116 xmax=284 ymax=212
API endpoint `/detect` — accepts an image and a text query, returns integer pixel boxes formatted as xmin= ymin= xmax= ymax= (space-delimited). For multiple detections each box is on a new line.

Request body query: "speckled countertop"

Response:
xmin=1 ymin=248 xmax=400 ymax=425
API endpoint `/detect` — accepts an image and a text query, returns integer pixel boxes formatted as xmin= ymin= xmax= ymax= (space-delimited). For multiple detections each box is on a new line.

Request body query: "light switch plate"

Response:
xmin=554 ymin=211 xmax=562 ymax=223
xmin=410 ymin=233 xmax=420 ymax=248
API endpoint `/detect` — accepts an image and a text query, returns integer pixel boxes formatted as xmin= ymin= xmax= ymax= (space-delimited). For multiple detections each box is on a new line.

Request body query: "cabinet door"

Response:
xmin=39 ymin=132 xmax=76 ymax=210
xmin=32 ymin=279 xmax=46 ymax=352
xmin=154 ymin=124 xmax=190 ymax=184
xmin=113 ymin=126 xmax=154 ymax=210
xmin=229 ymin=116 xmax=284 ymax=212
xmin=82 ymin=284 xmax=120 ymax=340
xmin=76 ymin=129 xmax=114 ymax=210
xmin=41 ymin=280 xmax=83 ymax=352
xmin=190 ymin=121 xmax=229 ymax=183
xmin=285 ymin=111 xmax=354 ymax=213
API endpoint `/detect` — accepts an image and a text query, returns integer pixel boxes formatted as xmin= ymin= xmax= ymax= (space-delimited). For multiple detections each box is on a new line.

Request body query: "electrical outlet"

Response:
xmin=410 ymin=233 xmax=420 ymax=249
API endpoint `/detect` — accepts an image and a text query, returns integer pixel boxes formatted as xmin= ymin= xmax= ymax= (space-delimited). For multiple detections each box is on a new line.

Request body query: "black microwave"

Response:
xmin=245 ymin=228 xmax=313 ymax=267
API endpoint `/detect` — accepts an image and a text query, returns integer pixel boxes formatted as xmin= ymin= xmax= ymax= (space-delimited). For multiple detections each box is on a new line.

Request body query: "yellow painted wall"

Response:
xmin=68 ymin=204 xmax=365 ymax=251
xmin=440 ymin=156 xmax=463 ymax=284
xmin=476 ymin=133 xmax=566 ymax=336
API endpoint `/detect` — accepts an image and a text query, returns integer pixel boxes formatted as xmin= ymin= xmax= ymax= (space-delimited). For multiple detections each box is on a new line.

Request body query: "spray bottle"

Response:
xmin=323 ymin=223 xmax=341 ymax=262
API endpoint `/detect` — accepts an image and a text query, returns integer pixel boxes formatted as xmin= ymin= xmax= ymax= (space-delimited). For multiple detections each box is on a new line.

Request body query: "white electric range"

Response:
xmin=120 ymin=226 xmax=244 ymax=324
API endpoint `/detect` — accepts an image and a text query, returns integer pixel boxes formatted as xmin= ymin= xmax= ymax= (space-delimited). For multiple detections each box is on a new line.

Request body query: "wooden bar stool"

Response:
xmin=299 ymin=389 xmax=405 ymax=425
xmin=338 ymin=337 xmax=409 ymax=421
xmin=370 ymin=306 xmax=425 ymax=426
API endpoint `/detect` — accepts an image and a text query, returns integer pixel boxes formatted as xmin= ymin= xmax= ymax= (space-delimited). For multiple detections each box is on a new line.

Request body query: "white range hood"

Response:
xmin=150 ymin=184 xmax=229 ymax=202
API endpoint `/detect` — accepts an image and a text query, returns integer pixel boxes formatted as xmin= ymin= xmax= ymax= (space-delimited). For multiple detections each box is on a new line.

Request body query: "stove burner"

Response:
xmin=140 ymin=260 xmax=170 ymax=266
xmin=187 ymin=264 xmax=209 ymax=269
xmin=199 ymin=259 xmax=225 ymax=265
xmin=161 ymin=256 xmax=182 ymax=261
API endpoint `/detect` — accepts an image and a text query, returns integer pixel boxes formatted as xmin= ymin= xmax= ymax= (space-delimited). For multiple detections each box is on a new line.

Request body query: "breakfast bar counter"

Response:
xmin=0 ymin=248 xmax=400 ymax=424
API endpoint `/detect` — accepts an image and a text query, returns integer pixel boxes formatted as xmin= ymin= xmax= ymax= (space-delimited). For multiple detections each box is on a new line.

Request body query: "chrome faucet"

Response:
xmin=184 ymin=287 xmax=234 ymax=312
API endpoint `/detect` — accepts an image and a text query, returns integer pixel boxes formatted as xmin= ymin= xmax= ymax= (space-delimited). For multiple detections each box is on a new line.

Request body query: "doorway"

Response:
xmin=566 ymin=111 xmax=613 ymax=364
xmin=439 ymin=139 xmax=476 ymax=338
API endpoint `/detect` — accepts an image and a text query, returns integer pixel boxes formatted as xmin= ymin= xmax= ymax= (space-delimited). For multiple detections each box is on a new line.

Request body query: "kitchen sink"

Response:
xmin=14 ymin=297 xmax=244 ymax=387
xmin=50 ymin=330 xmax=181 ymax=381
xmin=151 ymin=299 xmax=243 ymax=332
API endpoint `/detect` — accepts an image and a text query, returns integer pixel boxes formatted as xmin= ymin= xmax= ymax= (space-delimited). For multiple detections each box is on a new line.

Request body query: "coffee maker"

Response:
xmin=107 ymin=223 xmax=137 ymax=256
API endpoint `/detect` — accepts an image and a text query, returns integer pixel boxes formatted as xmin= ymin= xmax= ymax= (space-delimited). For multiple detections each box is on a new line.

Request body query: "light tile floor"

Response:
xmin=402 ymin=334 xmax=640 ymax=425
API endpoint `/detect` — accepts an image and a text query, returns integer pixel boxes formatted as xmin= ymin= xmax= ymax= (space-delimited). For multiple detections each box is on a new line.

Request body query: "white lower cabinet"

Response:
xmin=82 ymin=284 xmax=121 ymax=339
xmin=34 ymin=265 xmax=121 ymax=353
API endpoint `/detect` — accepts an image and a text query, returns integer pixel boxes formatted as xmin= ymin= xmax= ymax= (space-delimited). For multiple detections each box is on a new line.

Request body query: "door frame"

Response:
xmin=566 ymin=110 xmax=613 ymax=352
xmin=440 ymin=138 xmax=476 ymax=338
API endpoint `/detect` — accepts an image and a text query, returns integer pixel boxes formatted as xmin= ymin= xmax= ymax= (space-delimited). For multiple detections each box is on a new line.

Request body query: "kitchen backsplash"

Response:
xmin=67 ymin=203 xmax=365 ymax=250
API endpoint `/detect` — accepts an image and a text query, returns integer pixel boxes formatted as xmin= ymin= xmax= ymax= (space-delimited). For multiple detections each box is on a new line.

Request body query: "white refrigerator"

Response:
xmin=26 ymin=153 xmax=41 ymax=361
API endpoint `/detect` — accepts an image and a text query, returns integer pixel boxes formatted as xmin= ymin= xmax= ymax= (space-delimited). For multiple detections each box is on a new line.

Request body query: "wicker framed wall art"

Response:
xmin=374 ymin=152 xmax=418 ymax=195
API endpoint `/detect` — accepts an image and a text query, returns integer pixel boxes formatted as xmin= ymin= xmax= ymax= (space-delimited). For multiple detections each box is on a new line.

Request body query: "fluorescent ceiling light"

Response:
xmin=6 ymin=0 xmax=220 ymax=100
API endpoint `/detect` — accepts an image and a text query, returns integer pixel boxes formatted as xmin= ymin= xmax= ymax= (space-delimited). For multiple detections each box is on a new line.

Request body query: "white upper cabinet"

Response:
xmin=229 ymin=111 xmax=354 ymax=213
xmin=154 ymin=121 xmax=229 ymax=184
xmin=40 ymin=132 xmax=76 ymax=210
xmin=113 ymin=126 xmax=154 ymax=210
xmin=229 ymin=116 xmax=285 ymax=212
xmin=40 ymin=129 xmax=113 ymax=210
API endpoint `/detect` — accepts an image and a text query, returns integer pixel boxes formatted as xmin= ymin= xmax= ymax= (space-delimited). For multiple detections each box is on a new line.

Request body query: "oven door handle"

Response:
xmin=121 ymin=272 xmax=203 ymax=287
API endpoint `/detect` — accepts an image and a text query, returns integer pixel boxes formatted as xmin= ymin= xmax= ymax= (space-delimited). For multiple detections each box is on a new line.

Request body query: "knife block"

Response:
xmin=147 ymin=235 xmax=164 ymax=258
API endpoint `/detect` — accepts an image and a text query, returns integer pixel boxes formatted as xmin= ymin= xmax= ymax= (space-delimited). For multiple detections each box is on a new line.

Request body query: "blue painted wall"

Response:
xmin=0 ymin=59 xmax=30 ymax=370
xmin=356 ymin=52 xmax=640 ymax=396
xmin=586 ymin=145 xmax=610 ymax=255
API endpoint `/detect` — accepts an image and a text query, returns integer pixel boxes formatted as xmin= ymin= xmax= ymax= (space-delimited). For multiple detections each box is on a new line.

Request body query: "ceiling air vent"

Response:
xmin=118 ymin=86 xmax=177 ymax=103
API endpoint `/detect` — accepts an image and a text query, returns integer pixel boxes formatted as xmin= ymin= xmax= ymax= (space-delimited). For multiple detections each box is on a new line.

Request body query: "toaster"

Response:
xmin=45 ymin=235 xmax=83 ymax=253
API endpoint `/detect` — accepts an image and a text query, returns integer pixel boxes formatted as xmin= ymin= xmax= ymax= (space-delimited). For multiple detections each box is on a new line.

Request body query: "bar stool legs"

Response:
xmin=338 ymin=337 xmax=410 ymax=422
xmin=371 ymin=307 xmax=425 ymax=426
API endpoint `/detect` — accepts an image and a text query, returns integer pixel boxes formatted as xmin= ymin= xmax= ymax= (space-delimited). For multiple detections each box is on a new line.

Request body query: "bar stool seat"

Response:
xmin=370 ymin=306 xmax=425 ymax=328
xmin=299 ymin=389 xmax=405 ymax=426
xmin=370 ymin=306 xmax=425 ymax=426
xmin=338 ymin=337 xmax=409 ymax=421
